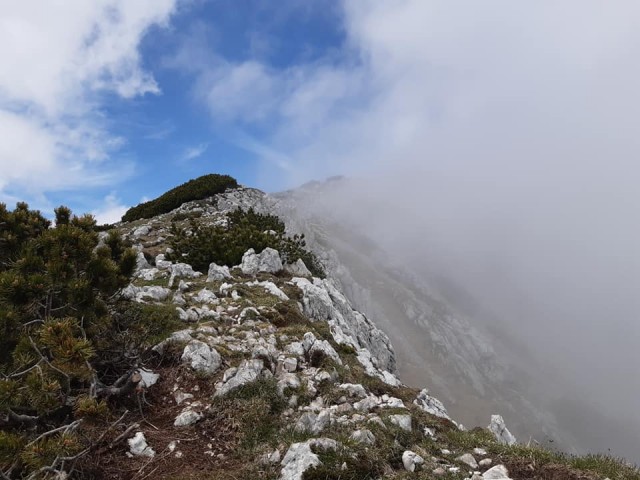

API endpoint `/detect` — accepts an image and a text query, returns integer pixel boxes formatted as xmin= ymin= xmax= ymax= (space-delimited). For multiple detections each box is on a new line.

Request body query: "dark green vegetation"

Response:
xmin=167 ymin=207 xmax=325 ymax=276
xmin=0 ymin=203 xmax=179 ymax=478
xmin=121 ymin=174 xmax=238 ymax=222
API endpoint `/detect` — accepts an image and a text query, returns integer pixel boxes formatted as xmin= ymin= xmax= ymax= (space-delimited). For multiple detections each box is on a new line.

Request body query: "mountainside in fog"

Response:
xmin=2 ymin=178 xmax=637 ymax=480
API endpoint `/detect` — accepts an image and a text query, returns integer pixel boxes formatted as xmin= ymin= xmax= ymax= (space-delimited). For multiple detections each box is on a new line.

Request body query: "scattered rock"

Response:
xmin=482 ymin=464 xmax=511 ymax=479
xmin=174 ymin=409 xmax=203 ymax=427
xmin=479 ymin=458 xmax=493 ymax=467
xmin=294 ymin=410 xmax=331 ymax=434
xmin=207 ymin=262 xmax=231 ymax=281
xmin=402 ymin=450 xmax=424 ymax=472
xmin=456 ymin=453 xmax=478 ymax=469
xmin=488 ymin=415 xmax=516 ymax=445
xmin=137 ymin=368 xmax=159 ymax=388
xmin=215 ymin=359 xmax=265 ymax=397
xmin=181 ymin=340 xmax=221 ymax=375
xmin=414 ymin=389 xmax=452 ymax=421
xmin=350 ymin=429 xmax=375 ymax=445
xmin=240 ymin=247 xmax=283 ymax=275
xmin=128 ymin=432 xmax=155 ymax=457
xmin=280 ymin=438 xmax=338 ymax=480
xmin=389 ymin=414 xmax=412 ymax=431
xmin=282 ymin=357 xmax=298 ymax=372
xmin=285 ymin=259 xmax=312 ymax=277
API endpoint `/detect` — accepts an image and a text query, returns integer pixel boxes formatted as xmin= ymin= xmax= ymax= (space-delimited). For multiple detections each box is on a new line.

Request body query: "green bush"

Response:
xmin=121 ymin=174 xmax=238 ymax=222
xmin=167 ymin=208 xmax=325 ymax=276
xmin=0 ymin=203 xmax=142 ymax=478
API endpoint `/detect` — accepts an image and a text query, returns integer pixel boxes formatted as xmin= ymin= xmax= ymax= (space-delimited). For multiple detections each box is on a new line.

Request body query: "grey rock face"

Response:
xmin=488 ymin=415 xmax=517 ymax=445
xmin=291 ymin=277 xmax=396 ymax=376
xmin=240 ymin=247 xmax=283 ymax=275
xmin=181 ymin=340 xmax=221 ymax=375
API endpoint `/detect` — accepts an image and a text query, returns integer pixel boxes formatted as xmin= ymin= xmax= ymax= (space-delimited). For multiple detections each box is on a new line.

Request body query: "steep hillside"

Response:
xmin=1 ymin=184 xmax=637 ymax=479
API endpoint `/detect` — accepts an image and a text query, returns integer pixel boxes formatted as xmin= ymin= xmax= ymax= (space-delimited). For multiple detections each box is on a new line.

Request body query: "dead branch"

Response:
xmin=96 ymin=371 xmax=142 ymax=398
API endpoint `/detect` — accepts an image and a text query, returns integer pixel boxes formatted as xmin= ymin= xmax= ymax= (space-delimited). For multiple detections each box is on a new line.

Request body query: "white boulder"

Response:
xmin=285 ymin=259 xmax=312 ymax=277
xmin=240 ymin=248 xmax=283 ymax=275
xmin=207 ymin=262 xmax=231 ymax=281
xmin=389 ymin=414 xmax=412 ymax=432
xmin=402 ymin=450 xmax=424 ymax=472
xmin=181 ymin=340 xmax=221 ymax=375
xmin=414 ymin=389 xmax=452 ymax=421
xmin=280 ymin=438 xmax=338 ymax=480
xmin=214 ymin=359 xmax=265 ymax=397
xmin=488 ymin=415 xmax=516 ymax=446
xmin=483 ymin=465 xmax=512 ymax=479
xmin=128 ymin=432 xmax=155 ymax=457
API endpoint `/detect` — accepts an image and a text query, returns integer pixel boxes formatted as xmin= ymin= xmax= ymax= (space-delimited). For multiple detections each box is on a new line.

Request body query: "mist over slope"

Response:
xmin=273 ymin=177 xmax=640 ymax=462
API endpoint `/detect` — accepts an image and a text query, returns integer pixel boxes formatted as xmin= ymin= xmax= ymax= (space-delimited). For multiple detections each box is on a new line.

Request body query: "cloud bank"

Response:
xmin=192 ymin=0 xmax=640 ymax=459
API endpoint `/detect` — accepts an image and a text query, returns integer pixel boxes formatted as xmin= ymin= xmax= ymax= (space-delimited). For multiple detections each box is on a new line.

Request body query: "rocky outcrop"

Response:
xmin=488 ymin=414 xmax=517 ymax=445
xmin=240 ymin=247 xmax=283 ymax=275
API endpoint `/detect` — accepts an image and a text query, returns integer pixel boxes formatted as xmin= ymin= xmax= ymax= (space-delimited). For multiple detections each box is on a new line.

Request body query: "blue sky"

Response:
xmin=1 ymin=1 xmax=640 ymax=223
xmin=0 ymin=1 xmax=350 ymax=222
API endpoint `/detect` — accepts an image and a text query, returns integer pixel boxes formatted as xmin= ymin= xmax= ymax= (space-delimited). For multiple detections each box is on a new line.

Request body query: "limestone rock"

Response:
xmin=174 ymin=409 xmax=203 ymax=427
xmin=285 ymin=259 xmax=312 ymax=277
xmin=168 ymin=263 xmax=202 ymax=287
xmin=389 ymin=414 xmax=412 ymax=432
xmin=137 ymin=368 xmax=159 ymax=388
xmin=128 ymin=432 xmax=155 ymax=457
xmin=456 ymin=453 xmax=478 ymax=469
xmin=215 ymin=359 xmax=265 ymax=397
xmin=414 ymin=389 xmax=452 ymax=421
xmin=280 ymin=438 xmax=338 ymax=480
xmin=240 ymin=247 xmax=283 ymax=275
xmin=181 ymin=340 xmax=221 ymax=375
xmin=488 ymin=415 xmax=516 ymax=446
xmin=338 ymin=383 xmax=367 ymax=399
xmin=350 ymin=429 xmax=375 ymax=445
xmin=402 ymin=450 xmax=424 ymax=472
xmin=193 ymin=288 xmax=218 ymax=304
xmin=483 ymin=465 xmax=511 ymax=479
xmin=207 ymin=262 xmax=231 ymax=281
xmin=294 ymin=410 xmax=331 ymax=434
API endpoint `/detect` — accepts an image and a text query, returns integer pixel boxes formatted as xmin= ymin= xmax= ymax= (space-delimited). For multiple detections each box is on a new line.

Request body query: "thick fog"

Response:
xmin=252 ymin=1 xmax=640 ymax=460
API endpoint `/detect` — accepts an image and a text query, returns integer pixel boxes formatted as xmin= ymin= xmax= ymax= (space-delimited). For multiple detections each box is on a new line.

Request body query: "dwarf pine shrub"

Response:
xmin=121 ymin=174 xmax=238 ymax=222
xmin=167 ymin=207 xmax=325 ymax=276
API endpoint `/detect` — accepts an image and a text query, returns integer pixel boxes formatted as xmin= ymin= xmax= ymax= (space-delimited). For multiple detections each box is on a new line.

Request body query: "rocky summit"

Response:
xmin=1 ymin=181 xmax=637 ymax=480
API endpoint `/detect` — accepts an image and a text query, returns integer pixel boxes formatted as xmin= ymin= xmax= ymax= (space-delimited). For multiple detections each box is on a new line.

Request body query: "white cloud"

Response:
xmin=186 ymin=0 xmax=640 ymax=458
xmin=0 ymin=0 xmax=179 ymax=200
xmin=92 ymin=192 xmax=128 ymax=224
xmin=180 ymin=142 xmax=209 ymax=162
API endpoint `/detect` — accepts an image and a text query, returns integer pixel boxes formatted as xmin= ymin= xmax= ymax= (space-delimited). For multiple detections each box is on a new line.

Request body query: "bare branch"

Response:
xmin=96 ymin=371 xmax=142 ymax=398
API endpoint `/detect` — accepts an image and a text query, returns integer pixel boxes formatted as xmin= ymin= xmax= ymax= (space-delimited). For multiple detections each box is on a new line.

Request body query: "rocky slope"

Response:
xmin=102 ymin=186 xmax=637 ymax=479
